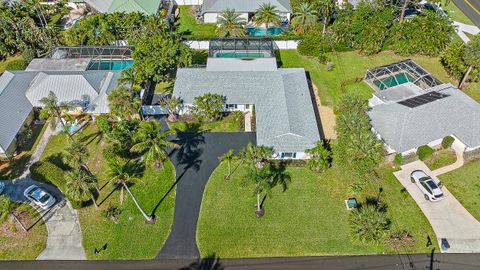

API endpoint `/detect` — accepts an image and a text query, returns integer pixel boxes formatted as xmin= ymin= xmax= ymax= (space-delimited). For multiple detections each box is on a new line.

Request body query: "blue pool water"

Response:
xmin=247 ymin=27 xmax=284 ymax=36
xmin=87 ymin=60 xmax=134 ymax=70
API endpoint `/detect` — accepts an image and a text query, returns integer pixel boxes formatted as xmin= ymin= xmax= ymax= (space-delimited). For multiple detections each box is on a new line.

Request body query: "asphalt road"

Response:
xmin=452 ymin=0 xmax=480 ymax=27
xmin=2 ymin=253 xmax=480 ymax=270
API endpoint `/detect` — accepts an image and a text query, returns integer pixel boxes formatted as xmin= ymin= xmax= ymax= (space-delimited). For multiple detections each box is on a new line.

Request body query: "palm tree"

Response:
xmin=160 ymin=96 xmax=182 ymax=122
xmin=305 ymin=141 xmax=332 ymax=173
xmin=239 ymin=142 xmax=272 ymax=169
xmin=107 ymin=158 xmax=153 ymax=222
xmin=291 ymin=3 xmax=318 ymax=34
xmin=249 ymin=166 xmax=272 ymax=217
xmin=459 ymin=35 xmax=480 ymax=89
xmin=40 ymin=91 xmax=73 ymax=139
xmin=318 ymin=0 xmax=335 ymax=34
xmin=107 ymin=86 xmax=141 ymax=120
xmin=130 ymin=121 xmax=179 ymax=168
xmin=216 ymin=9 xmax=246 ymax=37
xmin=64 ymin=139 xmax=89 ymax=171
xmin=219 ymin=149 xmax=235 ymax=180
xmin=65 ymin=169 xmax=99 ymax=208
xmin=119 ymin=67 xmax=140 ymax=90
xmin=253 ymin=3 xmax=281 ymax=31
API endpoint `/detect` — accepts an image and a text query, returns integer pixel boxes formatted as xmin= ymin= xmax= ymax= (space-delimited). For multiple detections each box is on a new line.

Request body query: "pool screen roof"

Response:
xmin=48 ymin=46 xmax=133 ymax=60
xmin=208 ymin=38 xmax=275 ymax=58
xmin=364 ymin=59 xmax=442 ymax=91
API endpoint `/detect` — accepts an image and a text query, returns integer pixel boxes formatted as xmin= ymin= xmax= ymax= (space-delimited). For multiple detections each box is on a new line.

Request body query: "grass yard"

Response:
xmin=443 ymin=2 xmax=475 ymax=25
xmin=30 ymin=123 xmax=176 ymax=259
xmin=0 ymin=203 xmax=47 ymax=259
xmin=438 ymin=160 xmax=480 ymax=222
xmin=197 ymin=163 xmax=438 ymax=258
xmin=425 ymin=149 xmax=457 ymax=171
xmin=0 ymin=54 xmax=23 ymax=75
xmin=278 ymin=50 xmax=458 ymax=107
xmin=155 ymin=82 xmax=174 ymax=94
xmin=168 ymin=113 xmax=243 ymax=133
xmin=177 ymin=6 xmax=216 ymax=39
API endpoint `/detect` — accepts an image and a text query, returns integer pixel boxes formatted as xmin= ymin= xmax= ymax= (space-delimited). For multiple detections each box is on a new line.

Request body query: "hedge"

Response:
xmin=5 ymin=59 xmax=27 ymax=71
xmin=416 ymin=145 xmax=434 ymax=161
xmin=442 ymin=136 xmax=455 ymax=149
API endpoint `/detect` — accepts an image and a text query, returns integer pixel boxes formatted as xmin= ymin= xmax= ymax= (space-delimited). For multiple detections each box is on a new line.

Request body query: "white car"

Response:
xmin=23 ymin=185 xmax=56 ymax=210
xmin=410 ymin=170 xmax=444 ymax=202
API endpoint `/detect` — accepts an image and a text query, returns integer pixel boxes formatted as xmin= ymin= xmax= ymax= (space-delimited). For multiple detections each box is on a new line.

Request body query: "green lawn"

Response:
xmin=443 ymin=2 xmax=475 ymax=25
xmin=0 ymin=203 xmax=47 ymax=259
xmin=155 ymin=82 xmax=174 ymax=94
xmin=425 ymin=150 xmax=457 ymax=171
xmin=0 ymin=54 xmax=23 ymax=75
xmin=438 ymin=160 xmax=480 ymax=221
xmin=197 ymin=163 xmax=437 ymax=257
xmin=30 ymin=123 xmax=176 ymax=259
xmin=177 ymin=6 xmax=217 ymax=39
xmin=168 ymin=113 xmax=243 ymax=133
xmin=279 ymin=50 xmax=458 ymax=107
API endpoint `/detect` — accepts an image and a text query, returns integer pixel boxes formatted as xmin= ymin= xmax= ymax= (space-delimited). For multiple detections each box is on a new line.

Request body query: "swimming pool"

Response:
xmin=87 ymin=60 xmax=134 ymax=70
xmin=373 ymin=73 xmax=415 ymax=90
xmin=247 ymin=27 xmax=284 ymax=36
xmin=216 ymin=52 xmax=265 ymax=58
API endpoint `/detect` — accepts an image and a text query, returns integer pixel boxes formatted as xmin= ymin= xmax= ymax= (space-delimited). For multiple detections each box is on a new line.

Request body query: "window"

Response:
xmin=281 ymin=152 xmax=296 ymax=159
xmin=226 ymin=104 xmax=237 ymax=109
xmin=245 ymin=104 xmax=250 ymax=109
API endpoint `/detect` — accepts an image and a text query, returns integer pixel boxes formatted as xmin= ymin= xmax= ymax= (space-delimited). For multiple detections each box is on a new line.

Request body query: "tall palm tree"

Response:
xmin=253 ymin=3 xmax=281 ymax=30
xmin=459 ymin=35 xmax=480 ymax=89
xmin=40 ymin=91 xmax=73 ymax=139
xmin=219 ymin=149 xmax=235 ymax=179
xmin=107 ymin=86 xmax=141 ymax=120
xmin=130 ymin=120 xmax=179 ymax=168
xmin=216 ymin=9 xmax=246 ymax=37
xmin=239 ymin=142 xmax=272 ymax=169
xmin=107 ymin=158 xmax=153 ymax=222
xmin=119 ymin=67 xmax=141 ymax=92
xmin=249 ymin=166 xmax=272 ymax=217
xmin=305 ymin=140 xmax=332 ymax=173
xmin=291 ymin=3 xmax=318 ymax=34
xmin=65 ymin=169 xmax=99 ymax=208
xmin=318 ymin=0 xmax=335 ymax=34
xmin=64 ymin=139 xmax=89 ymax=171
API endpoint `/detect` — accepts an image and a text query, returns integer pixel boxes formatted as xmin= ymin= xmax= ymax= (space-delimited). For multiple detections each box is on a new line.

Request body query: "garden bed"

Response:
xmin=424 ymin=149 xmax=457 ymax=171
xmin=168 ymin=112 xmax=243 ymax=133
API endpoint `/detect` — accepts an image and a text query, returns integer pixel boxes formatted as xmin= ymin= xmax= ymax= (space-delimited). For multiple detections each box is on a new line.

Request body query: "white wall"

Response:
xmin=184 ymin=40 xmax=299 ymax=50
xmin=203 ymin=13 xmax=219 ymax=23
xmin=272 ymin=152 xmax=308 ymax=160
xmin=175 ymin=0 xmax=203 ymax=5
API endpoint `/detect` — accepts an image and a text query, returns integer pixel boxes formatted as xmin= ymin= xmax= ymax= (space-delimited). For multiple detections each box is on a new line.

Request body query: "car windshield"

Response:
xmin=29 ymin=187 xmax=40 ymax=195
xmin=419 ymin=176 xmax=431 ymax=182
xmin=426 ymin=180 xmax=438 ymax=189
xmin=39 ymin=194 xmax=50 ymax=203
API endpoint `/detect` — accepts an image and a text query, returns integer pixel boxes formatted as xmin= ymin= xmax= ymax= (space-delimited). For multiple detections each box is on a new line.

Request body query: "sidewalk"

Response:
xmin=244 ymin=111 xmax=252 ymax=132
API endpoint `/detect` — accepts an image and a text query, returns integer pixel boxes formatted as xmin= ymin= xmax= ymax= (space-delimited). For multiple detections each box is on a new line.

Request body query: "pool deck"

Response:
xmin=374 ymin=82 xmax=425 ymax=103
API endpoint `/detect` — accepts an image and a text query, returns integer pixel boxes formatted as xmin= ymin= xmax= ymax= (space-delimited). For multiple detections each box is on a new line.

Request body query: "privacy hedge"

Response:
xmin=416 ymin=145 xmax=434 ymax=161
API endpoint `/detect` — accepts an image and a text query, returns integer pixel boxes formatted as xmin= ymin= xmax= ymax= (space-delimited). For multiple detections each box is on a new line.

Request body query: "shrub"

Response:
xmin=441 ymin=41 xmax=468 ymax=81
xmin=394 ymin=153 xmax=403 ymax=166
xmin=102 ymin=205 xmax=122 ymax=224
xmin=5 ymin=59 xmax=27 ymax=71
xmin=350 ymin=204 xmax=390 ymax=242
xmin=442 ymin=136 xmax=455 ymax=149
xmin=191 ymin=93 xmax=225 ymax=122
xmin=416 ymin=145 xmax=434 ymax=161
xmin=297 ymin=33 xmax=332 ymax=62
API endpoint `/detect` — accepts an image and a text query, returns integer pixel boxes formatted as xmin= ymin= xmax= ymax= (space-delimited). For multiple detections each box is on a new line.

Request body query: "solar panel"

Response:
xmin=398 ymin=91 xmax=450 ymax=108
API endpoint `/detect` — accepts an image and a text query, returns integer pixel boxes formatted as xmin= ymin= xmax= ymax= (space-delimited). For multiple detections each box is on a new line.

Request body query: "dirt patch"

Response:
xmin=0 ymin=210 xmax=39 ymax=239
xmin=311 ymin=84 xmax=337 ymax=140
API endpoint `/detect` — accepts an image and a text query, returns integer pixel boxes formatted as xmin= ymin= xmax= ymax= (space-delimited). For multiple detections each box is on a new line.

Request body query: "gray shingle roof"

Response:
xmin=202 ymin=0 xmax=292 ymax=13
xmin=173 ymin=68 xmax=320 ymax=153
xmin=367 ymin=84 xmax=480 ymax=153
xmin=0 ymin=70 xmax=120 ymax=152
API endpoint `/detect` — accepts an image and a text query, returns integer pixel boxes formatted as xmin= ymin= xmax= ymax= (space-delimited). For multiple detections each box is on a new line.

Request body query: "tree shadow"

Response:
xmin=179 ymin=254 xmax=224 ymax=270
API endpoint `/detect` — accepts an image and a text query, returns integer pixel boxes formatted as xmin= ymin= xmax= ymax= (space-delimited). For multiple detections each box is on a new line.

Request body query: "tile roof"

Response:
xmin=173 ymin=68 xmax=320 ymax=153
xmin=202 ymin=0 xmax=292 ymax=13
xmin=368 ymin=84 xmax=480 ymax=153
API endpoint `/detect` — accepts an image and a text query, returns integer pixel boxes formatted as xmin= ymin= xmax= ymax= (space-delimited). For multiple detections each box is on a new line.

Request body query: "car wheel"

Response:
xmin=410 ymin=177 xmax=415 ymax=183
xmin=424 ymin=194 xmax=430 ymax=201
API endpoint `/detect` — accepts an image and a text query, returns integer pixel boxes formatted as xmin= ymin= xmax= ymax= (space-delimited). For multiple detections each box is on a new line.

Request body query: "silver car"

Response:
xmin=410 ymin=170 xmax=444 ymax=202
xmin=23 ymin=185 xmax=56 ymax=210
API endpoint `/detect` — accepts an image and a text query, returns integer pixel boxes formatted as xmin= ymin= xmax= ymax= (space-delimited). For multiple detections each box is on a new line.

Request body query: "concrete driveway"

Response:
xmin=1 ymin=179 xmax=86 ymax=260
xmin=394 ymin=162 xmax=480 ymax=253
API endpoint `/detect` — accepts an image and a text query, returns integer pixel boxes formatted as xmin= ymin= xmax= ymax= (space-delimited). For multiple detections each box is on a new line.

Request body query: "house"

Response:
xmin=82 ymin=0 xmax=163 ymax=15
xmin=172 ymin=38 xmax=321 ymax=159
xmin=199 ymin=0 xmax=292 ymax=23
xmin=365 ymin=60 xmax=480 ymax=157
xmin=0 ymin=46 xmax=131 ymax=160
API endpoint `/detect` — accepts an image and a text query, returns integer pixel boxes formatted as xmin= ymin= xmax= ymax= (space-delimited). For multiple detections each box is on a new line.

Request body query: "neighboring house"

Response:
xmin=0 ymin=46 xmax=130 ymax=160
xmin=82 ymin=0 xmax=163 ymax=15
xmin=173 ymin=38 xmax=321 ymax=159
xmin=199 ymin=0 xmax=292 ymax=23
xmin=365 ymin=60 xmax=480 ymax=157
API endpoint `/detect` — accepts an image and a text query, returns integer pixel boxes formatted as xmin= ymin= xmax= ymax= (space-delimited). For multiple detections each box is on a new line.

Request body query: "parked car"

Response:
xmin=23 ymin=185 xmax=56 ymax=210
xmin=410 ymin=170 xmax=444 ymax=202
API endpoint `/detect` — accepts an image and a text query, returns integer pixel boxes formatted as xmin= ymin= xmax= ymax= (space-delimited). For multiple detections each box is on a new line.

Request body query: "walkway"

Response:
xmin=2 ymin=178 xmax=86 ymax=259
xmin=244 ymin=111 xmax=252 ymax=132
xmin=453 ymin=21 xmax=480 ymax=43
xmin=20 ymin=122 xmax=59 ymax=179
xmin=432 ymin=141 xmax=465 ymax=176
xmin=393 ymin=145 xmax=480 ymax=253
xmin=156 ymin=127 xmax=256 ymax=259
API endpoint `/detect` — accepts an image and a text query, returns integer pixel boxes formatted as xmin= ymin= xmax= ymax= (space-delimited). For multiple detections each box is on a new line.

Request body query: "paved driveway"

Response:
xmin=1 ymin=179 xmax=86 ymax=260
xmin=394 ymin=162 xmax=480 ymax=253
xmin=156 ymin=130 xmax=256 ymax=259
